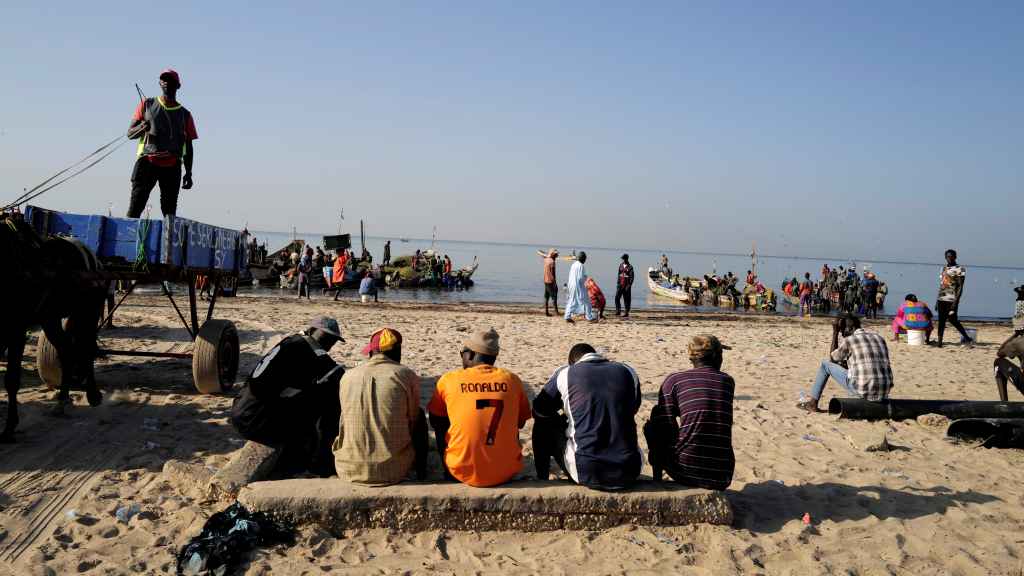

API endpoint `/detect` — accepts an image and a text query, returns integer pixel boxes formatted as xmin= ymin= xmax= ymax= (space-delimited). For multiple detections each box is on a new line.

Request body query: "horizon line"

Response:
xmin=249 ymin=228 xmax=1024 ymax=271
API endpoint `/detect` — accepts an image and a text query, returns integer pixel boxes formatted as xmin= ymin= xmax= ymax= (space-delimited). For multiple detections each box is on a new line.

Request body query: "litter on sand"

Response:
xmin=176 ymin=502 xmax=295 ymax=576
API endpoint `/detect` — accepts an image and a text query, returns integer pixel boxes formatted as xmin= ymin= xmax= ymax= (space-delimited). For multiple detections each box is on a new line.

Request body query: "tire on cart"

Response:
xmin=192 ymin=319 xmax=240 ymax=394
xmin=37 ymin=329 xmax=62 ymax=390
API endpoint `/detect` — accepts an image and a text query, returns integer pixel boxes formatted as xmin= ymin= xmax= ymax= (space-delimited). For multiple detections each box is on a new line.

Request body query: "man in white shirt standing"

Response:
xmin=936 ymin=249 xmax=972 ymax=347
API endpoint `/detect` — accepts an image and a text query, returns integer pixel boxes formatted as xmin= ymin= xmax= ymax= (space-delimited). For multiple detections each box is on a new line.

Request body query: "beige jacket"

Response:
xmin=333 ymin=355 xmax=420 ymax=485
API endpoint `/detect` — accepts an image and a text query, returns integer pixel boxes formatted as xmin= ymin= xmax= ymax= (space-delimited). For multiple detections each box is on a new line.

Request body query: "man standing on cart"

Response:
xmin=126 ymin=69 xmax=197 ymax=218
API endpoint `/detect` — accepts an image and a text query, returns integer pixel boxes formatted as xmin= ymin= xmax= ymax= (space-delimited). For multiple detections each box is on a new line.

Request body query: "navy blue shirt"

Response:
xmin=540 ymin=353 xmax=642 ymax=488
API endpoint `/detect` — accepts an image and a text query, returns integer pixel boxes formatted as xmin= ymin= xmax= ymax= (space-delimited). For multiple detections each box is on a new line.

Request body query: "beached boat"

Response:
xmin=741 ymin=284 xmax=778 ymax=311
xmin=781 ymin=291 xmax=802 ymax=307
xmin=648 ymin=268 xmax=774 ymax=310
xmin=647 ymin=269 xmax=695 ymax=304
xmin=248 ymin=239 xmax=304 ymax=285
xmin=648 ymin=269 xmax=733 ymax=307
xmin=383 ymin=253 xmax=478 ymax=288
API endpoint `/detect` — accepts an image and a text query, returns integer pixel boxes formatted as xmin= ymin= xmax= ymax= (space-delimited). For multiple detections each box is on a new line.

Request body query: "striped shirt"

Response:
xmin=658 ymin=367 xmax=735 ymax=491
xmin=830 ymin=328 xmax=893 ymax=401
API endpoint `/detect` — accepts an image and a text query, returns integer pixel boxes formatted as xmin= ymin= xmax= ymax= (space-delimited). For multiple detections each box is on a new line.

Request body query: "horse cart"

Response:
xmin=24 ymin=205 xmax=250 ymax=394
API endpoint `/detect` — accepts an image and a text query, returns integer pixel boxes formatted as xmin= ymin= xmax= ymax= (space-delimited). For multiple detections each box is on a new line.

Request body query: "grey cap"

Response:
xmin=308 ymin=316 xmax=344 ymax=341
xmin=464 ymin=328 xmax=500 ymax=356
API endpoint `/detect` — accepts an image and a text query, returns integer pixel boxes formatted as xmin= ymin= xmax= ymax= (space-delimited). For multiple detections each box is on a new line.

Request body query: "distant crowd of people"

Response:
xmin=409 ymin=249 xmax=472 ymax=289
xmin=265 ymin=243 xmax=379 ymax=302
xmin=782 ymin=265 xmax=886 ymax=318
xmin=779 ymin=249 xmax=975 ymax=349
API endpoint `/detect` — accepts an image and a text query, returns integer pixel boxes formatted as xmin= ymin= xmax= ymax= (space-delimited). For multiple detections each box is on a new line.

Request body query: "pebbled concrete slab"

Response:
xmin=238 ymin=478 xmax=732 ymax=532
xmin=209 ymin=441 xmax=281 ymax=500
xmin=163 ymin=441 xmax=281 ymax=501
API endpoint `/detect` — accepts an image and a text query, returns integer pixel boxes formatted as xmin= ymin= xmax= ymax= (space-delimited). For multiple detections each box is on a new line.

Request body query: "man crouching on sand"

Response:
xmin=796 ymin=313 xmax=893 ymax=413
xmin=230 ymin=317 xmax=346 ymax=477
xmin=994 ymin=287 xmax=1024 ymax=401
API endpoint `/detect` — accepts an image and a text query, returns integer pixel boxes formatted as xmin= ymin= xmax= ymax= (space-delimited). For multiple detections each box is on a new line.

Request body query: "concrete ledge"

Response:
xmin=162 ymin=460 xmax=215 ymax=500
xmin=162 ymin=441 xmax=281 ymax=502
xmin=237 ymin=478 xmax=732 ymax=532
xmin=209 ymin=441 xmax=281 ymax=500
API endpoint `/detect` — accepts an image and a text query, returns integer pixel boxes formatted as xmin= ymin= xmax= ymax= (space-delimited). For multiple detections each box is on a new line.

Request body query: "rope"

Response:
xmin=134 ymin=216 xmax=151 ymax=273
xmin=4 ymin=133 xmax=126 ymax=207
xmin=1 ymin=124 xmax=146 ymax=212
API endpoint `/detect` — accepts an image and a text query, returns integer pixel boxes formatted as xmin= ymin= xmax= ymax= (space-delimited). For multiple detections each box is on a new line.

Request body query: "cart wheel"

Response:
xmin=37 ymin=330 xmax=62 ymax=390
xmin=193 ymin=319 xmax=239 ymax=394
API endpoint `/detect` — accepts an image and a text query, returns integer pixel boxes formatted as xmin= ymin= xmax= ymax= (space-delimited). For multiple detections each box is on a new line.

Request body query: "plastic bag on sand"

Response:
xmin=176 ymin=502 xmax=295 ymax=576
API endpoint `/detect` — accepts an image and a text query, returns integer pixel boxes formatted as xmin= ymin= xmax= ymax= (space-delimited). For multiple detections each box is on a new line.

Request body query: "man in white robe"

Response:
xmin=564 ymin=251 xmax=595 ymax=323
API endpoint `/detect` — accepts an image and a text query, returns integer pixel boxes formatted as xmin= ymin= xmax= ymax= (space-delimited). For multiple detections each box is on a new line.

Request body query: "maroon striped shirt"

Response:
xmin=658 ymin=366 xmax=735 ymax=490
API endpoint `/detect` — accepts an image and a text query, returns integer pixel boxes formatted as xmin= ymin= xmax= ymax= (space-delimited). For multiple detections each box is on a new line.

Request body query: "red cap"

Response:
xmin=159 ymin=69 xmax=180 ymax=85
xmin=362 ymin=328 xmax=402 ymax=356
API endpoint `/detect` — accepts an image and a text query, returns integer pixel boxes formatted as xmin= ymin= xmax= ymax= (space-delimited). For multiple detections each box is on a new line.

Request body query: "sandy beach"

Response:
xmin=1 ymin=294 xmax=1020 ymax=575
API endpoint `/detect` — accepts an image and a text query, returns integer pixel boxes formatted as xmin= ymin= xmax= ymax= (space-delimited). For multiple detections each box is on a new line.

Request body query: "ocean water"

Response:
xmin=249 ymin=231 xmax=1023 ymax=321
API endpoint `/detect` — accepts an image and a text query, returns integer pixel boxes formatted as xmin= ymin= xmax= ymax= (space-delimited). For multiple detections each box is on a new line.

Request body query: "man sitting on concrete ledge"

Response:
xmin=427 ymin=328 xmax=532 ymax=487
xmin=644 ymin=334 xmax=735 ymax=491
xmin=333 ymin=328 xmax=428 ymax=485
xmin=533 ymin=343 xmax=642 ymax=490
xmin=230 ymin=317 xmax=346 ymax=477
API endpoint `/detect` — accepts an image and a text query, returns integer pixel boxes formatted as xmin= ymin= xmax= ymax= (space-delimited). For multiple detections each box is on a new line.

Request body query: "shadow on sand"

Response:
xmin=730 ymin=480 xmax=1000 ymax=533
xmin=0 ymin=350 xmax=266 ymax=475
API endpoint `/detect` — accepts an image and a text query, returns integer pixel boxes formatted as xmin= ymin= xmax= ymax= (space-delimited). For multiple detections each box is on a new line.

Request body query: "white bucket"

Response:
xmin=966 ymin=328 xmax=978 ymax=342
xmin=907 ymin=329 xmax=926 ymax=346
xmin=360 ymin=294 xmax=370 ymax=303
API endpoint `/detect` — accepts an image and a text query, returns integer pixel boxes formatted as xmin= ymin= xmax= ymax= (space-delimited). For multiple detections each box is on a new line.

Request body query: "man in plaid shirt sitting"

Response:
xmin=798 ymin=313 xmax=893 ymax=412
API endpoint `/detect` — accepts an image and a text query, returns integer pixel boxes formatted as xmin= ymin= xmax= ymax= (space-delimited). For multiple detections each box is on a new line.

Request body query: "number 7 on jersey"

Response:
xmin=475 ymin=399 xmax=504 ymax=445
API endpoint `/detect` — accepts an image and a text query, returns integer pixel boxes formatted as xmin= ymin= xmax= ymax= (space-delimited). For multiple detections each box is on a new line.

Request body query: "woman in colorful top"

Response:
xmin=892 ymin=294 xmax=933 ymax=343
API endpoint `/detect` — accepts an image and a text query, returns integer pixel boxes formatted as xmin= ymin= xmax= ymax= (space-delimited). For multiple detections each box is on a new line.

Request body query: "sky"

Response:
xmin=1 ymin=1 xmax=1021 ymax=265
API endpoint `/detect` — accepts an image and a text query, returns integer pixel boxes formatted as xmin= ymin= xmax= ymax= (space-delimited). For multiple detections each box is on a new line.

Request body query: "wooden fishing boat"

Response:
xmin=248 ymin=239 xmax=305 ymax=285
xmin=649 ymin=269 xmax=734 ymax=307
xmin=383 ymin=254 xmax=478 ymax=288
xmin=781 ymin=292 xmax=802 ymax=307
xmin=741 ymin=284 xmax=777 ymax=311
xmin=647 ymin=270 xmax=695 ymax=304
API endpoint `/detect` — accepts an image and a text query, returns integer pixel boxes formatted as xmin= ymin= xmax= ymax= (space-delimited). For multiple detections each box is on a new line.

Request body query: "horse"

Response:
xmin=1 ymin=212 xmax=107 ymax=442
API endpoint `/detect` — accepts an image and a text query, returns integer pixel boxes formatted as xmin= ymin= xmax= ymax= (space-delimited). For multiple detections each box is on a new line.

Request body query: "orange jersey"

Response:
xmin=427 ymin=365 xmax=531 ymax=487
